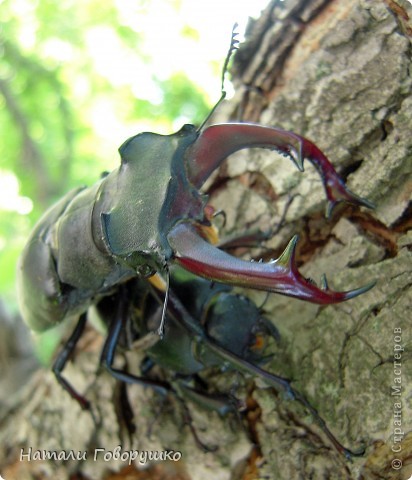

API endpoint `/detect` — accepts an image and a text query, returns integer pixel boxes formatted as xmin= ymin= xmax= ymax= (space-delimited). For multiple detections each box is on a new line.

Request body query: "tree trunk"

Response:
xmin=1 ymin=1 xmax=411 ymax=479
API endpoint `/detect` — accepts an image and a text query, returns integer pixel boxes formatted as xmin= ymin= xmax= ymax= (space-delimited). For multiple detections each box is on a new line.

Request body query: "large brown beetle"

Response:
xmin=94 ymin=265 xmax=365 ymax=456
xmin=16 ymin=29 xmax=375 ymax=457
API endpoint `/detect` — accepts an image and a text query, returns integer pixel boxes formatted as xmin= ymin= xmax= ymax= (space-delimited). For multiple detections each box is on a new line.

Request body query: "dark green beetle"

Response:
xmin=16 ymin=30 xmax=375 ymax=458
xmin=93 ymin=267 xmax=363 ymax=456
xmin=17 ymin=122 xmax=374 ymax=334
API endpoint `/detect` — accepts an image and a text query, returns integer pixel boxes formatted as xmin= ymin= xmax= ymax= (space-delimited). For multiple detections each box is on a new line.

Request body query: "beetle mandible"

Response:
xmin=17 ymin=27 xmax=375 ymax=456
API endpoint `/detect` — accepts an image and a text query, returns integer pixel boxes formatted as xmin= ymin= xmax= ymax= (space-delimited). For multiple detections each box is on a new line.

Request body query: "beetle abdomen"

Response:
xmin=17 ymin=188 xmax=84 ymax=331
xmin=17 ymin=185 xmax=134 ymax=332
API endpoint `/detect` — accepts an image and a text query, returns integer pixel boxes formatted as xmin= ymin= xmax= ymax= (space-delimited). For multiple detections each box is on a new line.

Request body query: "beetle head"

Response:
xmin=100 ymin=121 xmax=374 ymax=306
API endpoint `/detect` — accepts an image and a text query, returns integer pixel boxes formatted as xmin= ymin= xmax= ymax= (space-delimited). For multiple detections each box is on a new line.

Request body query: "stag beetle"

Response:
xmin=126 ymin=268 xmax=281 ymax=377
xmin=17 ymin=29 xmax=374 ymax=457
xmin=93 ymin=266 xmax=357 ymax=456
xmin=17 ymin=120 xmax=374 ymax=332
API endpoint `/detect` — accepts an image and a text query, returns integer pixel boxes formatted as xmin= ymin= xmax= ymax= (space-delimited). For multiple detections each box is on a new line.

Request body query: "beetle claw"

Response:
xmin=326 ymin=188 xmax=375 ymax=219
xmin=168 ymin=223 xmax=375 ymax=305
xmin=275 ymin=234 xmax=298 ymax=269
xmin=186 ymin=123 xmax=374 ymax=215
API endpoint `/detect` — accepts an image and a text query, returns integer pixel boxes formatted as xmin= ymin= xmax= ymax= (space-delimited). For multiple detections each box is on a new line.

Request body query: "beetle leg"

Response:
xmin=176 ymin=381 xmax=237 ymax=417
xmin=99 ymin=288 xmax=170 ymax=396
xmin=167 ymin=289 xmax=364 ymax=459
xmin=114 ymin=381 xmax=136 ymax=444
xmin=168 ymin=223 xmax=375 ymax=304
xmin=98 ymin=292 xmax=215 ymax=451
xmin=52 ymin=313 xmax=90 ymax=410
xmin=205 ymin=337 xmax=365 ymax=459
xmin=186 ymin=123 xmax=374 ymax=216
xmin=171 ymin=385 xmax=219 ymax=452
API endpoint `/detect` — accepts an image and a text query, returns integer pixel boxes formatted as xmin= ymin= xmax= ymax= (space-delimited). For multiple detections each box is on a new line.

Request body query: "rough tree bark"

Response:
xmin=0 ymin=1 xmax=411 ymax=479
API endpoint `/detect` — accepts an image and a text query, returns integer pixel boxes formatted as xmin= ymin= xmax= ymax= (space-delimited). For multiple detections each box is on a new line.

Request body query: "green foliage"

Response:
xmin=0 ymin=0 xmax=215 ymax=310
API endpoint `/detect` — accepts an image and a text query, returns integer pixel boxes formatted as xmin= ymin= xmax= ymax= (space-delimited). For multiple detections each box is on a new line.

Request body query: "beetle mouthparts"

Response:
xmin=167 ymin=223 xmax=374 ymax=305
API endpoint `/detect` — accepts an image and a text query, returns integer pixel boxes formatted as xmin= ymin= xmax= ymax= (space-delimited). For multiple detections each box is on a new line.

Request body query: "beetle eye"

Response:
xmin=249 ymin=332 xmax=267 ymax=354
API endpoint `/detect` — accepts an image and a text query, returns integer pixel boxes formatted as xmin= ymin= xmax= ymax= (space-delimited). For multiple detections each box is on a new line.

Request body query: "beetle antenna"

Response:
xmin=197 ymin=23 xmax=239 ymax=132
xmin=258 ymin=291 xmax=270 ymax=311
xmin=220 ymin=23 xmax=239 ymax=93
xmin=157 ymin=267 xmax=170 ymax=338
